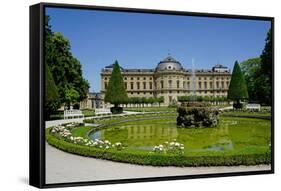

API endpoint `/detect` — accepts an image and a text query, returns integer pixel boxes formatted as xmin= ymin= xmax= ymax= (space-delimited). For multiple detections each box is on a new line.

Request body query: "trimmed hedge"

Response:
xmin=46 ymin=128 xmax=271 ymax=167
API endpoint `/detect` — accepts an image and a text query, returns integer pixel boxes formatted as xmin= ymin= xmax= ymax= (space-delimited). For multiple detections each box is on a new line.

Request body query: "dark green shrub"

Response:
xmin=177 ymin=107 xmax=219 ymax=127
xmin=233 ymin=102 xmax=243 ymax=109
xmin=73 ymin=103 xmax=80 ymax=109
xmin=110 ymin=107 xmax=123 ymax=114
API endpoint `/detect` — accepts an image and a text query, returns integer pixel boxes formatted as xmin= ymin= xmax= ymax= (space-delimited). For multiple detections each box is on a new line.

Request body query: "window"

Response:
xmin=124 ymin=82 xmax=127 ymax=89
xmin=210 ymin=82 xmax=213 ymax=89
xmin=130 ymin=82 xmax=134 ymax=89
xmin=169 ymin=80 xmax=172 ymax=88
xmin=204 ymin=77 xmax=207 ymax=80
xmin=137 ymin=92 xmax=140 ymax=94
xmin=144 ymin=92 xmax=146 ymax=95
xmin=187 ymin=82 xmax=190 ymax=89
xmin=104 ymin=82 xmax=108 ymax=89
xmin=131 ymin=92 xmax=133 ymax=95
xmin=198 ymin=82 xmax=201 ymax=89
xmin=221 ymin=81 xmax=224 ymax=88
xmin=137 ymin=82 xmax=140 ymax=89
xmin=177 ymin=80 xmax=180 ymax=88
xmin=183 ymin=81 xmax=186 ymax=89
xmin=143 ymin=82 xmax=146 ymax=89
xmin=150 ymin=77 xmax=152 ymax=80
xmin=143 ymin=77 xmax=146 ymax=80
xmin=124 ymin=77 xmax=127 ymax=80
xmin=187 ymin=77 xmax=189 ymax=80
xmin=137 ymin=77 xmax=140 ymax=80
xmin=104 ymin=77 xmax=107 ymax=80
xmin=226 ymin=81 xmax=229 ymax=87
xmin=161 ymin=80 xmax=164 ymax=89
xmin=149 ymin=82 xmax=153 ymax=89
xmin=216 ymin=82 xmax=219 ymax=88
xmin=204 ymin=82 xmax=207 ymax=89
xmin=131 ymin=77 xmax=133 ymax=80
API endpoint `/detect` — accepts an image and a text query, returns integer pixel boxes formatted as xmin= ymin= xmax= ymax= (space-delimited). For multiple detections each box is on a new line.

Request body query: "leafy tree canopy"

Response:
xmin=64 ymin=88 xmax=80 ymax=107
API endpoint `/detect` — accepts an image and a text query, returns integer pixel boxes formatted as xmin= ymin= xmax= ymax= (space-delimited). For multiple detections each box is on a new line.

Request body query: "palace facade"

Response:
xmin=101 ymin=56 xmax=231 ymax=105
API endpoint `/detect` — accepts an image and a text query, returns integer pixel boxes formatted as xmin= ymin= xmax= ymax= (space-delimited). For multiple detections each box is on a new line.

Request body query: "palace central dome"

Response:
xmin=156 ymin=56 xmax=183 ymax=71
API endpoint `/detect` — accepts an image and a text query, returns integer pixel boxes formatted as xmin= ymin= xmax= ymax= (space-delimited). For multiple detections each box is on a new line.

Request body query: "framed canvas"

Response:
xmin=29 ymin=2 xmax=274 ymax=188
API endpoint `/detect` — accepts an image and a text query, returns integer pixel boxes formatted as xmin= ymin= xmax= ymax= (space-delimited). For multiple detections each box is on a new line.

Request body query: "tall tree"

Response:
xmin=228 ymin=61 xmax=248 ymax=109
xmin=104 ymin=61 xmax=128 ymax=108
xmin=240 ymin=57 xmax=261 ymax=102
xmin=45 ymin=64 xmax=60 ymax=119
xmin=45 ymin=16 xmax=90 ymax=111
xmin=259 ymin=28 xmax=272 ymax=105
xmin=260 ymin=28 xmax=272 ymax=82
xmin=239 ymin=28 xmax=272 ymax=105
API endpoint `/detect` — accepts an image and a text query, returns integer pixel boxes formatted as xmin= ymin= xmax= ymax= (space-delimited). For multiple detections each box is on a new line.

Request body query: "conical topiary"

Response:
xmin=104 ymin=61 xmax=128 ymax=108
xmin=228 ymin=61 xmax=248 ymax=108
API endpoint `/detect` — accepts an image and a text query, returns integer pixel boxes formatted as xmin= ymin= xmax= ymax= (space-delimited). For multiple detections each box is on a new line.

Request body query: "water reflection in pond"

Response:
xmin=88 ymin=117 xmax=270 ymax=152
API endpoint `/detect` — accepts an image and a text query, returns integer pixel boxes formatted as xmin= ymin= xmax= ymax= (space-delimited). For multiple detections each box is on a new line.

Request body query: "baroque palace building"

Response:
xmin=101 ymin=56 xmax=231 ymax=106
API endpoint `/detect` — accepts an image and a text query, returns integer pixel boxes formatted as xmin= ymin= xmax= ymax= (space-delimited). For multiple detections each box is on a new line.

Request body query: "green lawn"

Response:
xmin=222 ymin=110 xmax=271 ymax=117
xmin=71 ymin=126 xmax=93 ymax=139
xmin=124 ymin=106 xmax=177 ymax=112
xmin=84 ymin=113 xmax=176 ymax=125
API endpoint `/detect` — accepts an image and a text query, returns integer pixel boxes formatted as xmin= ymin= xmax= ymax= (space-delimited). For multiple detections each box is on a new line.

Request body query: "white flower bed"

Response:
xmin=50 ymin=123 xmax=124 ymax=150
xmin=153 ymin=140 xmax=184 ymax=154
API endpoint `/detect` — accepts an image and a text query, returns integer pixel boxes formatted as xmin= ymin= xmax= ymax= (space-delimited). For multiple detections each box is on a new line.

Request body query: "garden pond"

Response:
xmin=88 ymin=116 xmax=271 ymax=153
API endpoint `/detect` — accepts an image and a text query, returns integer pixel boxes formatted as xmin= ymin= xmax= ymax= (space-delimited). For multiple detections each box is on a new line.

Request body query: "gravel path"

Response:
xmin=45 ymin=143 xmax=271 ymax=184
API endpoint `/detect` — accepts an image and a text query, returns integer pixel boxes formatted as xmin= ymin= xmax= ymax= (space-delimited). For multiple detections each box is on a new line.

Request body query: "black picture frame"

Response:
xmin=30 ymin=2 xmax=274 ymax=189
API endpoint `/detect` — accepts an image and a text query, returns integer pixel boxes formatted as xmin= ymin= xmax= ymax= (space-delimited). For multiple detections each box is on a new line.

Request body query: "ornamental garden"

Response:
xmin=45 ymin=16 xmax=272 ymax=167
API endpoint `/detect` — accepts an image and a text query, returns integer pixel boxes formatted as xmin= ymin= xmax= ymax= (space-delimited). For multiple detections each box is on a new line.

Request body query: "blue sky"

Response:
xmin=46 ymin=7 xmax=271 ymax=92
